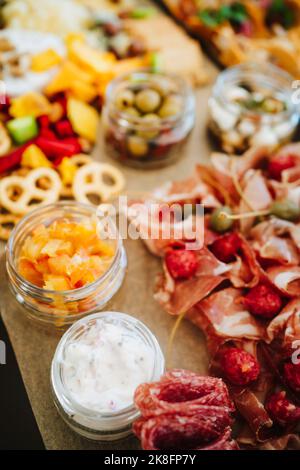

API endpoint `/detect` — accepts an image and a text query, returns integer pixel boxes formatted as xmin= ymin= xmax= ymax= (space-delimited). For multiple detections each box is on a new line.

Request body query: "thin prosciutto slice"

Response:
xmin=207 ymin=147 xmax=270 ymax=200
xmin=193 ymin=288 xmax=265 ymax=342
xmin=154 ymin=246 xmax=229 ymax=316
xmin=250 ymin=219 xmax=300 ymax=265
xmin=224 ymin=234 xmax=263 ymax=288
xmin=238 ymin=170 xmax=273 ymax=234
xmin=267 ymin=266 xmax=300 ymax=297
xmin=267 ymin=298 xmax=300 ymax=353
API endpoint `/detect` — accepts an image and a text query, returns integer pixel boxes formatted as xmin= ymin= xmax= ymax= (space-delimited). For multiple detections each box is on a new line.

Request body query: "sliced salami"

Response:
xmin=133 ymin=369 xmax=237 ymax=451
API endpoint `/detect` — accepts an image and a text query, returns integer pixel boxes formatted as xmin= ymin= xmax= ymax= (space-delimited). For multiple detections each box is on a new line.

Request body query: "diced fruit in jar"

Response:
xmin=18 ymin=217 xmax=116 ymax=291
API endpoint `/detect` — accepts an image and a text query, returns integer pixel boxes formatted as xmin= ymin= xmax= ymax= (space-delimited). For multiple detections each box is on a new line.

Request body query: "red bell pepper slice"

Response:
xmin=35 ymin=136 xmax=81 ymax=159
xmin=0 ymin=140 xmax=37 ymax=174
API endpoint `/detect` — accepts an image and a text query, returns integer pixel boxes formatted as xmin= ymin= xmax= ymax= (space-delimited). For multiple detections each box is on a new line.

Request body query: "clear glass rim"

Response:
xmin=104 ymin=68 xmax=195 ymax=130
xmin=213 ymin=61 xmax=298 ymax=119
xmin=6 ymin=201 xmax=123 ymax=300
xmin=51 ymin=311 xmax=165 ymax=425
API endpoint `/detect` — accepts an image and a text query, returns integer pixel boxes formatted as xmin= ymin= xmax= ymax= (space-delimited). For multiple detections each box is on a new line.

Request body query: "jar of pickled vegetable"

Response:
xmin=208 ymin=62 xmax=299 ymax=154
xmin=6 ymin=202 xmax=127 ymax=330
xmin=103 ymin=71 xmax=195 ymax=168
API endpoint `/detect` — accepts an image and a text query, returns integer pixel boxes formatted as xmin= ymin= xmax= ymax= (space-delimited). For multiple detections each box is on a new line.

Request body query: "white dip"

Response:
xmin=61 ymin=318 xmax=155 ymax=413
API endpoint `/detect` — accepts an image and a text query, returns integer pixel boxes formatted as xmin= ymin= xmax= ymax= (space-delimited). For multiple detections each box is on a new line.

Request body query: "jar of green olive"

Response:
xmin=102 ymin=71 xmax=195 ymax=168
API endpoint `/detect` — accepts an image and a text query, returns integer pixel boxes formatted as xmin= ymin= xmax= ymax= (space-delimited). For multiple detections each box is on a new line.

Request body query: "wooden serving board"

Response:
xmin=0 ymin=59 xmax=218 ymax=450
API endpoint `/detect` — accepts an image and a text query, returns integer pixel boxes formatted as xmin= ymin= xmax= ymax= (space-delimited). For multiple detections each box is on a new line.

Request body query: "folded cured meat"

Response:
xmin=133 ymin=369 xmax=238 ymax=450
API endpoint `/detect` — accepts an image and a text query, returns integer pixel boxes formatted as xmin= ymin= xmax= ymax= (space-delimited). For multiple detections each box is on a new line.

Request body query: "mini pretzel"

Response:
xmin=72 ymin=162 xmax=125 ymax=204
xmin=60 ymin=154 xmax=92 ymax=198
xmin=0 ymin=214 xmax=21 ymax=240
xmin=0 ymin=167 xmax=62 ymax=215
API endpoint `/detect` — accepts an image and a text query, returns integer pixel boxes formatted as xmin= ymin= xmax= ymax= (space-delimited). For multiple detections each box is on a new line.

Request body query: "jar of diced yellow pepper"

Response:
xmin=5 ymin=202 xmax=127 ymax=330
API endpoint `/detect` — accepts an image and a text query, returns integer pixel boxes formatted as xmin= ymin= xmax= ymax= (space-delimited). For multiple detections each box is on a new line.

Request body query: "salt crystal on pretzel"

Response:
xmin=72 ymin=162 xmax=125 ymax=204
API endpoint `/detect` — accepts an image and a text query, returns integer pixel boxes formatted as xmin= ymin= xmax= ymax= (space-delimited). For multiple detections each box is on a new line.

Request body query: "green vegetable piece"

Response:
xmin=267 ymin=0 xmax=295 ymax=29
xmin=199 ymin=10 xmax=219 ymax=28
xmin=150 ymin=52 xmax=163 ymax=73
xmin=199 ymin=2 xmax=248 ymax=27
xmin=270 ymin=200 xmax=300 ymax=221
xmin=210 ymin=206 xmax=234 ymax=233
xmin=7 ymin=116 xmax=38 ymax=144
xmin=131 ymin=7 xmax=156 ymax=19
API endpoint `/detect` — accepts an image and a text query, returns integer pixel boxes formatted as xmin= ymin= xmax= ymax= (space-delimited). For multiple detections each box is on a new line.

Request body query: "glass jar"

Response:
xmin=51 ymin=311 xmax=165 ymax=441
xmin=208 ymin=62 xmax=299 ymax=154
xmin=6 ymin=202 xmax=127 ymax=330
xmin=102 ymin=70 xmax=195 ymax=168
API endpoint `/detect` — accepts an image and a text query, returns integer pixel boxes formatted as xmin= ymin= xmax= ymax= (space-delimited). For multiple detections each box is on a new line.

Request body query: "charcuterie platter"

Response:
xmin=0 ymin=0 xmax=299 ymax=452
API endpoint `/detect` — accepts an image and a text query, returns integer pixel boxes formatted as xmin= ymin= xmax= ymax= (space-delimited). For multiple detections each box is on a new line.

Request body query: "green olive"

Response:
xmin=135 ymin=88 xmax=161 ymax=113
xmin=210 ymin=206 xmax=234 ymax=233
xmin=270 ymin=200 xmax=300 ymax=221
xmin=151 ymin=77 xmax=173 ymax=97
xmin=127 ymin=135 xmax=148 ymax=157
xmin=158 ymin=94 xmax=182 ymax=118
xmin=115 ymin=89 xmax=134 ymax=110
xmin=125 ymin=107 xmax=140 ymax=118
xmin=137 ymin=113 xmax=160 ymax=139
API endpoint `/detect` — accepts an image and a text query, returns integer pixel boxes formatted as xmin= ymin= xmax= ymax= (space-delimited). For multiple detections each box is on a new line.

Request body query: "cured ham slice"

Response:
xmin=194 ymin=288 xmax=265 ymax=342
xmin=224 ymin=234 xmax=263 ymax=288
xmin=238 ymin=170 xmax=273 ymax=234
xmin=154 ymin=246 xmax=229 ymax=316
xmin=267 ymin=266 xmax=300 ymax=297
xmin=208 ymin=147 xmax=270 ymax=198
xmin=250 ymin=219 xmax=300 ymax=266
xmin=267 ymin=299 xmax=300 ymax=352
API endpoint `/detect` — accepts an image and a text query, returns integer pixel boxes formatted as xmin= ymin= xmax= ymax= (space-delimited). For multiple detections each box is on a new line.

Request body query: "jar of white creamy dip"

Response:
xmin=51 ymin=311 xmax=165 ymax=441
xmin=208 ymin=62 xmax=299 ymax=154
